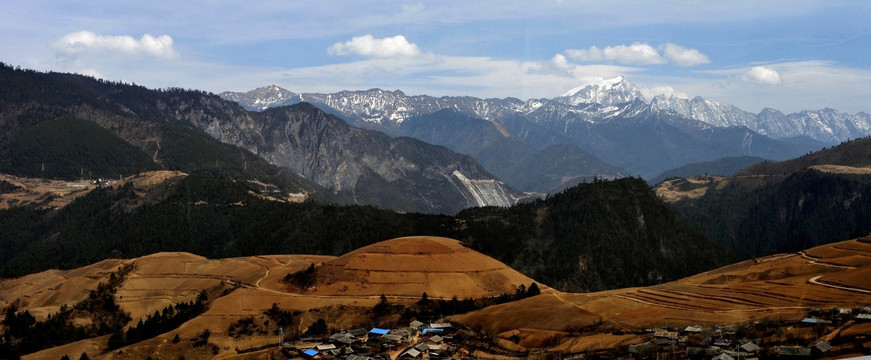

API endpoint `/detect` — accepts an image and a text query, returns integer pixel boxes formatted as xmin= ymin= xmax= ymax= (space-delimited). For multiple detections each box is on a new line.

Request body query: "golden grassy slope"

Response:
xmin=3 ymin=236 xmax=540 ymax=360
xmin=453 ymin=236 xmax=871 ymax=352
xmin=6 ymin=236 xmax=871 ymax=358
xmin=311 ymin=236 xmax=542 ymax=299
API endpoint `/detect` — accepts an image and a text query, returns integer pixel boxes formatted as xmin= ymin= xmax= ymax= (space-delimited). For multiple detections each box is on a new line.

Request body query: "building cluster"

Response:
xmin=282 ymin=321 xmax=465 ymax=360
xmin=628 ymin=306 xmax=871 ymax=360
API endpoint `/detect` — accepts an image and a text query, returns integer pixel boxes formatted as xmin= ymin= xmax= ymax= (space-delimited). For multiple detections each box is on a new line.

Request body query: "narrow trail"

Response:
xmin=255 ymin=265 xmax=270 ymax=288
xmin=808 ymin=275 xmax=871 ymax=295
xmin=798 ymin=251 xmax=857 ymax=269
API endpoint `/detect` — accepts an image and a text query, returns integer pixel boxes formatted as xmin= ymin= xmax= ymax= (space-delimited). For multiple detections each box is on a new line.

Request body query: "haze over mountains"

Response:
xmin=221 ymin=76 xmax=866 ymax=181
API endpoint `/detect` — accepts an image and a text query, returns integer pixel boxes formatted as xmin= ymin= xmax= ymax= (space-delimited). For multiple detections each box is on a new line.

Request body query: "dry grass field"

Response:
xmin=1 ymin=236 xmax=540 ymax=359
xmin=0 ymin=170 xmax=186 ymax=210
xmin=311 ymin=236 xmax=542 ymax=299
xmin=3 ymin=235 xmax=871 ymax=358
xmin=809 ymin=164 xmax=871 ymax=175
xmin=0 ymin=173 xmax=98 ymax=210
xmin=653 ymin=176 xmax=730 ymax=202
xmin=454 ymin=236 xmax=871 ymax=353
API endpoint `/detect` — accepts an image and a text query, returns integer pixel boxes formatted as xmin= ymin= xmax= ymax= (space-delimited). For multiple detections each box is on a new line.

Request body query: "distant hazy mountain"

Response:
xmin=388 ymin=109 xmax=626 ymax=192
xmin=651 ymin=95 xmax=871 ymax=144
xmin=222 ymin=76 xmax=838 ymax=179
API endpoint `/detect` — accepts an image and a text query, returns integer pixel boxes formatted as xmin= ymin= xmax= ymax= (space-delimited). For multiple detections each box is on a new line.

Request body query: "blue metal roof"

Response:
xmin=422 ymin=328 xmax=444 ymax=334
xmin=303 ymin=349 xmax=319 ymax=357
xmin=369 ymin=328 xmax=390 ymax=335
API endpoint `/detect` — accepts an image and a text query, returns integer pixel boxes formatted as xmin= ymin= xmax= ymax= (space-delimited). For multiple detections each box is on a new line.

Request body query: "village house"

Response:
xmin=400 ymin=348 xmax=421 ymax=358
xmin=739 ymin=341 xmax=760 ymax=354
xmin=777 ymin=346 xmax=811 ymax=358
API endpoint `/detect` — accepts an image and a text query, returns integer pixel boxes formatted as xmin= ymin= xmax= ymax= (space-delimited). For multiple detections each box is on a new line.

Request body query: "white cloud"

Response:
xmin=741 ymin=66 xmax=782 ymax=85
xmin=551 ymin=53 xmax=572 ymax=70
xmin=565 ymin=43 xmax=665 ymax=65
xmin=327 ymin=34 xmax=421 ymax=58
xmin=662 ymin=43 xmax=710 ymax=67
xmin=677 ymin=61 xmax=871 ymax=113
xmin=640 ymin=85 xmax=689 ymax=100
xmin=52 ymin=31 xmax=178 ymax=59
xmin=565 ymin=42 xmax=710 ymax=67
xmin=244 ymin=53 xmax=639 ymax=101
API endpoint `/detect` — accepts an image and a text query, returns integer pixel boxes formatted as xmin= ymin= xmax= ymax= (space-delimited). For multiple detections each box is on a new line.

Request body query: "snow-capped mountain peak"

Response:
xmin=555 ymin=76 xmax=645 ymax=107
xmin=219 ymin=85 xmax=297 ymax=111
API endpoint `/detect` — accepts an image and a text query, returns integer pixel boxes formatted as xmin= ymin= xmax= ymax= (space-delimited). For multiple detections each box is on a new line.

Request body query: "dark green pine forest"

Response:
xmin=0 ymin=172 xmax=722 ymax=293
xmin=674 ymin=149 xmax=871 ymax=259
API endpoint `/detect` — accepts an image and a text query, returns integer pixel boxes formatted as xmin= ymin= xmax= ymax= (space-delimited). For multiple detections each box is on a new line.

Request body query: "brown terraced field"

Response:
xmin=0 ymin=236 xmax=541 ymax=360
xmin=454 ymin=236 xmax=871 ymax=353
xmin=311 ymin=236 xmax=542 ymax=299
xmin=2 ymin=236 xmax=871 ymax=359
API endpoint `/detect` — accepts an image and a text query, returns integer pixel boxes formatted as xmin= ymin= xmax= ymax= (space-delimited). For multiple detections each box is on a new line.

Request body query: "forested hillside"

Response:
xmin=1 ymin=117 xmax=159 ymax=180
xmin=678 ymin=169 xmax=871 ymax=259
xmin=455 ymin=177 xmax=723 ymax=291
xmin=0 ymin=172 xmax=446 ymax=277
xmin=0 ymin=173 xmax=721 ymax=292
xmin=669 ymin=137 xmax=871 ymax=259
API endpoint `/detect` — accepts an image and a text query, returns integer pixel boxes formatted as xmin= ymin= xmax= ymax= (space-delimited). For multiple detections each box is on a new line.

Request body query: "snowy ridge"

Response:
xmin=651 ymin=96 xmax=756 ymax=129
xmin=219 ymin=85 xmax=297 ymax=111
xmin=651 ymin=96 xmax=871 ymax=143
xmin=220 ymin=78 xmax=871 ymax=144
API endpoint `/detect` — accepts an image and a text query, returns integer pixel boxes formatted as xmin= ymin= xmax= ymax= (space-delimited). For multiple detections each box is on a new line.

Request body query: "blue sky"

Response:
xmin=2 ymin=1 xmax=870 ymax=113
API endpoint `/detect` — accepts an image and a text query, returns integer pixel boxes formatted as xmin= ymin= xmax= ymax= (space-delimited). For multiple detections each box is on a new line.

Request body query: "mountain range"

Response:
xmin=0 ymin=63 xmax=528 ymax=214
xmin=221 ymin=76 xmax=858 ymax=180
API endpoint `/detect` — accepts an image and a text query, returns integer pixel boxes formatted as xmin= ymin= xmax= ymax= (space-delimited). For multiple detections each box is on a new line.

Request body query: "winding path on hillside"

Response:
xmin=798 ymin=251 xmax=857 ymax=269
xmin=808 ymin=275 xmax=871 ymax=295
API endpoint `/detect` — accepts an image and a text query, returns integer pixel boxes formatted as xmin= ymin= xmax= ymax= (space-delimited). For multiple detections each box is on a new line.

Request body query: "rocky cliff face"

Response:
xmin=180 ymin=102 xmax=533 ymax=214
